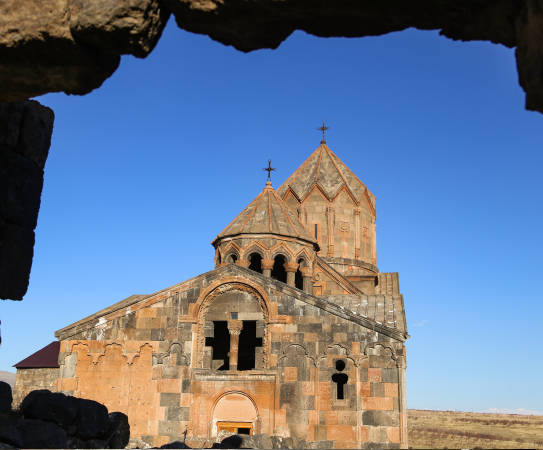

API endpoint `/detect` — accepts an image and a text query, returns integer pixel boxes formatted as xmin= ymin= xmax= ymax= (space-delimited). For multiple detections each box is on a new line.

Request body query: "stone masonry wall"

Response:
xmin=13 ymin=367 xmax=59 ymax=407
xmin=54 ymin=265 xmax=407 ymax=448
xmin=301 ymin=189 xmax=374 ymax=265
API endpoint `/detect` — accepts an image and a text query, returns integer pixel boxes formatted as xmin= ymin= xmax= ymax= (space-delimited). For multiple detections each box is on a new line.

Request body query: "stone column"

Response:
xmin=283 ymin=262 xmax=299 ymax=287
xmin=227 ymin=320 xmax=243 ymax=370
xmin=297 ymin=204 xmax=307 ymax=226
xmin=236 ymin=259 xmax=250 ymax=268
xmin=371 ymin=218 xmax=377 ymax=266
xmin=326 ymin=206 xmax=335 ymax=257
xmin=299 ymin=267 xmax=313 ymax=293
xmin=261 ymin=259 xmax=274 ymax=277
xmin=354 ymin=208 xmax=361 ymax=260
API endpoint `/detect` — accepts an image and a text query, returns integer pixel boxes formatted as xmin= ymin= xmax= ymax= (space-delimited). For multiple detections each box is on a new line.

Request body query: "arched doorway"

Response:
xmin=212 ymin=393 xmax=258 ymax=436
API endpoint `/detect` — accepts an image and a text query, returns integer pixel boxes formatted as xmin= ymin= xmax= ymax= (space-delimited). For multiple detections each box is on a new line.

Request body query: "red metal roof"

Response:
xmin=13 ymin=341 xmax=60 ymax=368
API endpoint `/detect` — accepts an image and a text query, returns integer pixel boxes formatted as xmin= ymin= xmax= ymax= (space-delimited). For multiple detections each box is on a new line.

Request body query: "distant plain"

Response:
xmin=408 ymin=409 xmax=543 ymax=449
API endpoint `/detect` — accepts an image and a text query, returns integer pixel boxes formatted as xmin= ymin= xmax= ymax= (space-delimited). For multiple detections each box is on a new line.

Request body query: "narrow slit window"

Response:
xmin=332 ymin=360 xmax=348 ymax=400
xmin=230 ymin=312 xmax=238 ymax=320
xmin=314 ymin=224 xmax=318 ymax=239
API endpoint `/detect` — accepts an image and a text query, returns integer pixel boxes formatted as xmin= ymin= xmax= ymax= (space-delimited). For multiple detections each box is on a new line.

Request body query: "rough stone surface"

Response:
xmin=73 ymin=399 xmax=109 ymax=440
xmin=69 ymin=0 xmax=170 ymax=58
xmin=0 ymin=382 xmax=12 ymax=413
xmin=515 ymin=0 xmax=543 ymax=112
xmin=127 ymin=437 xmax=152 ymax=448
xmin=0 ymin=100 xmax=54 ymax=300
xmin=20 ymin=390 xmax=80 ymax=426
xmin=101 ymin=411 xmax=130 ymax=449
xmin=67 ymin=436 xmax=109 ymax=449
xmin=0 ymin=0 xmax=120 ymax=103
xmin=241 ymin=433 xmax=273 ymax=449
xmin=164 ymin=0 xmax=522 ymax=52
xmin=0 ymin=0 xmax=541 ymax=113
xmin=158 ymin=441 xmax=190 ymax=448
xmin=20 ymin=390 xmax=70 ymax=423
xmin=0 ymin=423 xmax=23 ymax=448
xmin=217 ymin=434 xmax=242 ymax=448
xmin=0 ymin=0 xmax=168 ymax=101
xmin=12 ymin=368 xmax=59 ymax=407
xmin=12 ymin=418 xmax=68 ymax=449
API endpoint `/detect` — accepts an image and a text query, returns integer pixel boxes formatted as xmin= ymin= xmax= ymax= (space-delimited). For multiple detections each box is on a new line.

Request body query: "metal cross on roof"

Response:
xmin=317 ymin=119 xmax=330 ymax=140
xmin=263 ymin=159 xmax=277 ymax=181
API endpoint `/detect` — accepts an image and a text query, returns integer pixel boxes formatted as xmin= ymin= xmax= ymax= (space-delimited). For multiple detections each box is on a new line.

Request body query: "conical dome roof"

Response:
xmin=276 ymin=142 xmax=376 ymax=210
xmin=212 ymin=181 xmax=317 ymax=246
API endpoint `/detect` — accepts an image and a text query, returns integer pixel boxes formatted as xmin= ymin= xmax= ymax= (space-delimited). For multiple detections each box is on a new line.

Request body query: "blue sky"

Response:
xmin=2 ymin=18 xmax=543 ymax=413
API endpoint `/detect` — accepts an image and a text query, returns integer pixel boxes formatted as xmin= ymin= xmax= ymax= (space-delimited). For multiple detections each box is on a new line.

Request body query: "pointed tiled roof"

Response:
xmin=276 ymin=141 xmax=376 ymax=210
xmin=212 ymin=181 xmax=317 ymax=246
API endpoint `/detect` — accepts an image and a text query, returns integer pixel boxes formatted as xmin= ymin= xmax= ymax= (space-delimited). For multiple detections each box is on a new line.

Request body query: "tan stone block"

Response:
xmin=363 ymin=397 xmax=393 ymax=411
xmin=359 ymin=382 xmax=370 ymax=397
xmin=318 ymin=382 xmax=330 ymax=397
xmin=138 ymin=308 xmax=157 ymax=318
xmin=351 ymin=342 xmax=360 ymax=355
xmin=269 ymin=324 xmax=285 ymax=333
xmin=158 ymin=379 xmax=181 ymax=393
xmin=306 ymin=423 xmax=316 ymax=440
xmin=302 ymin=381 xmax=314 ymax=395
xmin=275 ymin=409 xmax=287 ymax=426
xmin=304 ymin=332 xmax=318 ymax=342
xmin=284 ymin=367 xmax=297 ymax=382
xmin=368 ymin=368 xmax=381 ymax=382
xmin=319 ymin=396 xmax=331 ymax=411
xmin=387 ymin=427 xmax=401 ymax=443
xmin=325 ymin=410 xmax=338 ymax=425
xmin=337 ymin=411 xmax=355 ymax=426
xmin=280 ymin=333 xmax=293 ymax=342
xmin=333 ymin=332 xmax=347 ymax=342
xmin=333 ymin=440 xmax=358 ymax=449
xmin=60 ymin=377 xmax=78 ymax=391
xmin=384 ymin=383 xmax=398 ymax=398
xmin=327 ymin=425 xmax=356 ymax=442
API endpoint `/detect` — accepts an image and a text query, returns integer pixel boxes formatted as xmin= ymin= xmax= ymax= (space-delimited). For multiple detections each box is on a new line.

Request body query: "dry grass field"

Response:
xmin=408 ymin=409 xmax=543 ymax=449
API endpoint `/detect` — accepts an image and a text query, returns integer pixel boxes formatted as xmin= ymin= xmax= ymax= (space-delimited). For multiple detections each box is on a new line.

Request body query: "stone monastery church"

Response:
xmin=14 ymin=138 xmax=409 ymax=449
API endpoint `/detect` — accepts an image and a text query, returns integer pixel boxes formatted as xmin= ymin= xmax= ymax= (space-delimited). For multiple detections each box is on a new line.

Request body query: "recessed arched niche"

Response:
xmin=212 ymin=393 xmax=258 ymax=436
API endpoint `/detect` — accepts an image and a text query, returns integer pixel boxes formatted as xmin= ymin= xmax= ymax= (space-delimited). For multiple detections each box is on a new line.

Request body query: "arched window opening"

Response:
xmin=271 ymin=255 xmax=287 ymax=284
xmin=332 ymin=360 xmax=348 ymax=400
xmin=226 ymin=253 xmax=238 ymax=264
xmin=216 ymin=252 xmax=222 ymax=268
xmin=248 ymin=253 xmax=263 ymax=274
xmin=295 ymin=258 xmax=305 ymax=290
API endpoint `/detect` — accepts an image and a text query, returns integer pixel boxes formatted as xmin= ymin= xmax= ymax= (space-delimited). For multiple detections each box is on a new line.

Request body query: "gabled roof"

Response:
xmin=13 ymin=341 xmax=60 ymax=368
xmin=276 ymin=141 xmax=376 ymax=210
xmin=55 ymin=264 xmax=408 ymax=343
xmin=212 ymin=181 xmax=317 ymax=246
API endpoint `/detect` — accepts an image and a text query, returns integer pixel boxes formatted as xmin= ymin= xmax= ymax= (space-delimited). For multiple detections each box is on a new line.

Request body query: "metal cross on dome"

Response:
xmin=317 ymin=119 xmax=330 ymax=140
xmin=263 ymin=159 xmax=277 ymax=181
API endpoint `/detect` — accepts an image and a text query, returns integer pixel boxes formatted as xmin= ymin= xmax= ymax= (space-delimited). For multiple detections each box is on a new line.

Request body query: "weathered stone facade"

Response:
xmin=12 ymin=368 xmax=59 ymax=406
xmin=16 ymin=141 xmax=409 ymax=448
